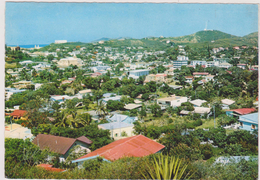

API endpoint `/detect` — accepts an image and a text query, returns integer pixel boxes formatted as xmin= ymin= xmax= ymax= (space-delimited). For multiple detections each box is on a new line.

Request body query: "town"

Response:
xmin=4 ymin=28 xmax=258 ymax=179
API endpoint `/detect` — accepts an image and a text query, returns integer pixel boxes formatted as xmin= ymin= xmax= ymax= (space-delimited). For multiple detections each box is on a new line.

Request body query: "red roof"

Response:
xmin=37 ymin=164 xmax=65 ymax=172
xmin=75 ymin=135 xmax=165 ymax=162
xmin=227 ymin=108 xmax=256 ymax=115
xmin=226 ymin=70 xmax=232 ymax=74
xmin=76 ymin=136 xmax=93 ymax=144
xmin=10 ymin=110 xmax=27 ymax=117
xmin=155 ymin=74 xmax=167 ymax=77
xmin=91 ymin=72 xmax=102 ymax=77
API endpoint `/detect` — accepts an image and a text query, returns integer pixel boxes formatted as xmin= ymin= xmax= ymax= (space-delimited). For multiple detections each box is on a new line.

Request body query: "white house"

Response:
xmin=157 ymin=95 xmax=187 ymax=108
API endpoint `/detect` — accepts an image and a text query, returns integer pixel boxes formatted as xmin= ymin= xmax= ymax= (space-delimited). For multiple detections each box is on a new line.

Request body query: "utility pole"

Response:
xmin=10 ymin=116 xmax=12 ymax=131
xmin=213 ymin=105 xmax=215 ymax=128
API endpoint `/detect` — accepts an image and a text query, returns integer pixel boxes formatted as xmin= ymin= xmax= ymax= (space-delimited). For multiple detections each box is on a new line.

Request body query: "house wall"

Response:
xmin=238 ymin=121 xmax=258 ymax=132
xmin=110 ymin=126 xmax=134 ymax=140
xmin=170 ymin=97 xmax=188 ymax=107
xmin=63 ymin=141 xmax=91 ymax=160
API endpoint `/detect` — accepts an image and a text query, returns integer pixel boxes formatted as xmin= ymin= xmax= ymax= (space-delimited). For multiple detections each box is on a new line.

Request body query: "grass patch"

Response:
xmin=196 ymin=118 xmax=216 ymax=129
xmin=157 ymin=91 xmax=169 ymax=98
xmin=167 ymin=81 xmax=177 ymax=86
xmin=5 ymin=62 xmax=17 ymax=69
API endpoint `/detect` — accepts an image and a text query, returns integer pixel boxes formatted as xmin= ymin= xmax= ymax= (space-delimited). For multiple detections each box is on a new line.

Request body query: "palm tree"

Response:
xmin=55 ymin=111 xmax=69 ymax=127
xmin=71 ymin=113 xmax=92 ymax=127
xmin=204 ymin=80 xmax=214 ymax=96
xmin=95 ymin=101 xmax=108 ymax=119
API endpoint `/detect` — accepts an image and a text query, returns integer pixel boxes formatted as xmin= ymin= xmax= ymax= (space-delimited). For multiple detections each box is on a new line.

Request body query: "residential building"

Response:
xmin=124 ymin=104 xmax=142 ymax=111
xmin=32 ymin=134 xmax=92 ymax=162
xmin=91 ymin=72 xmax=102 ymax=77
xmin=5 ymin=123 xmax=33 ymax=139
xmin=218 ymin=62 xmax=232 ymax=69
xmin=190 ymin=60 xmax=207 ymax=67
xmin=5 ymin=88 xmax=26 ymax=100
xmin=221 ymin=99 xmax=235 ymax=110
xmin=237 ymin=64 xmax=247 ymax=69
xmin=99 ymin=121 xmax=134 ymax=139
xmin=37 ymin=164 xmax=65 ymax=172
xmin=190 ymin=99 xmax=207 ymax=107
xmin=57 ymin=56 xmax=83 ymax=67
xmin=193 ymin=72 xmax=209 ymax=77
xmin=238 ymin=112 xmax=258 ymax=132
xmin=157 ymin=95 xmax=187 ymax=108
xmin=55 ymin=40 xmax=67 ymax=44
xmin=226 ymin=108 xmax=256 ymax=117
xmin=128 ymin=69 xmax=150 ymax=79
xmin=10 ymin=110 xmax=27 ymax=120
xmin=102 ymin=96 xmax=121 ymax=104
xmin=78 ymin=89 xmax=92 ymax=96
xmin=177 ymin=55 xmax=189 ymax=61
xmin=185 ymin=76 xmax=193 ymax=84
xmin=107 ymin=114 xmax=137 ymax=124
xmin=173 ymin=60 xmax=188 ymax=69
xmin=144 ymin=74 xmax=167 ymax=83
xmin=72 ymin=135 xmax=165 ymax=166
xmin=12 ymin=81 xmax=33 ymax=89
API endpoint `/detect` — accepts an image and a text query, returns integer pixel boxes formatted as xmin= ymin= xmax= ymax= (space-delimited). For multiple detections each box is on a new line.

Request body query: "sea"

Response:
xmin=7 ymin=44 xmax=49 ymax=48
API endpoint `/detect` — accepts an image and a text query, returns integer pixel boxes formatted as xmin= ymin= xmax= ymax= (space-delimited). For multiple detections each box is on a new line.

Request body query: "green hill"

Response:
xmin=165 ymin=30 xmax=237 ymax=44
xmin=39 ymin=30 xmax=258 ymax=51
xmin=243 ymin=32 xmax=258 ymax=38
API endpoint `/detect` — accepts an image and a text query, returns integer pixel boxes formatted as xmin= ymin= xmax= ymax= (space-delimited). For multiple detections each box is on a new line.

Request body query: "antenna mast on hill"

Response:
xmin=204 ymin=21 xmax=208 ymax=31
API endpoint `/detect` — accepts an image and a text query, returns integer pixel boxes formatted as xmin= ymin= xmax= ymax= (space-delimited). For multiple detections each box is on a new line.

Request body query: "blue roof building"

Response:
xmin=107 ymin=114 xmax=136 ymax=124
xmin=238 ymin=112 xmax=258 ymax=132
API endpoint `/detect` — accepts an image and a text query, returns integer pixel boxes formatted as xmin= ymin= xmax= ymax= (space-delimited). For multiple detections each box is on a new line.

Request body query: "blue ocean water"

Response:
xmin=8 ymin=44 xmax=49 ymax=48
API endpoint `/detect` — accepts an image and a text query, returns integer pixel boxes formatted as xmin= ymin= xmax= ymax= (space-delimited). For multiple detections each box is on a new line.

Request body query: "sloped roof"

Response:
xmin=190 ymin=99 xmax=207 ymax=107
xmin=76 ymin=136 xmax=93 ymax=145
xmin=227 ymin=108 xmax=256 ymax=115
xmin=32 ymin=134 xmax=92 ymax=155
xmin=221 ymin=99 xmax=235 ymax=105
xmin=238 ymin=112 xmax=258 ymax=124
xmin=194 ymin=107 xmax=210 ymax=114
xmin=10 ymin=110 xmax=27 ymax=117
xmin=74 ymin=135 xmax=165 ymax=162
xmin=124 ymin=104 xmax=142 ymax=110
xmin=37 ymin=164 xmax=65 ymax=172
xmin=193 ymin=72 xmax=209 ymax=75
xmin=99 ymin=121 xmax=134 ymax=130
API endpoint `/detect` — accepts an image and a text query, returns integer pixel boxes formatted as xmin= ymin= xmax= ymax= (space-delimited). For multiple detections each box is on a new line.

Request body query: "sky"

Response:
xmin=5 ymin=3 xmax=258 ymax=45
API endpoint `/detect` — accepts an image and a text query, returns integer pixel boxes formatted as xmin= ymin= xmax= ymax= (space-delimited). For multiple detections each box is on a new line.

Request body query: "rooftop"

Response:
xmin=227 ymin=108 xmax=256 ymax=115
xmin=32 ymin=134 xmax=92 ymax=155
xmin=157 ymin=95 xmax=186 ymax=102
xmin=73 ymin=135 xmax=165 ymax=162
xmin=239 ymin=112 xmax=258 ymax=124
xmin=221 ymin=99 xmax=235 ymax=105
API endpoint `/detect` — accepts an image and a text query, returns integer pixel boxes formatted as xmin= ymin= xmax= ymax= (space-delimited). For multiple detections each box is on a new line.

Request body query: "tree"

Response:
xmin=5 ymin=138 xmax=49 ymax=166
xmin=149 ymin=103 xmax=162 ymax=117
xmin=157 ymin=65 xmax=166 ymax=73
xmin=106 ymin=100 xmax=125 ymax=112
xmin=141 ymin=93 xmax=150 ymax=101
xmin=139 ymin=104 xmax=147 ymax=120
xmin=95 ymin=101 xmax=108 ymax=119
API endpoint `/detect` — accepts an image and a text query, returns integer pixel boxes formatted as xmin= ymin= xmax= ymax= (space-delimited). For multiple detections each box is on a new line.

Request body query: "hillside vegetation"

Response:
xmin=39 ymin=30 xmax=258 ymax=51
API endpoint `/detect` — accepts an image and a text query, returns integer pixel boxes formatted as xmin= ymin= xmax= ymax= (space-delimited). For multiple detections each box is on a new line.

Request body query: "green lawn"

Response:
xmin=168 ymin=81 xmax=177 ymax=85
xmin=5 ymin=62 xmax=17 ymax=69
xmin=196 ymin=118 xmax=216 ymax=129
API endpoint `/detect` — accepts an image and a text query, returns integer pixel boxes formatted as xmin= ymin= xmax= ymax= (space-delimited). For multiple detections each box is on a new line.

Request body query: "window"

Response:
xmin=115 ymin=133 xmax=118 ymax=137
xmin=239 ymin=122 xmax=243 ymax=127
xmin=252 ymin=125 xmax=256 ymax=129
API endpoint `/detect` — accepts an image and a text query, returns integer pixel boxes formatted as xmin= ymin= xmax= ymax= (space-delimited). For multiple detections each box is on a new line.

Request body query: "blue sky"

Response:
xmin=5 ymin=3 xmax=258 ymax=45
